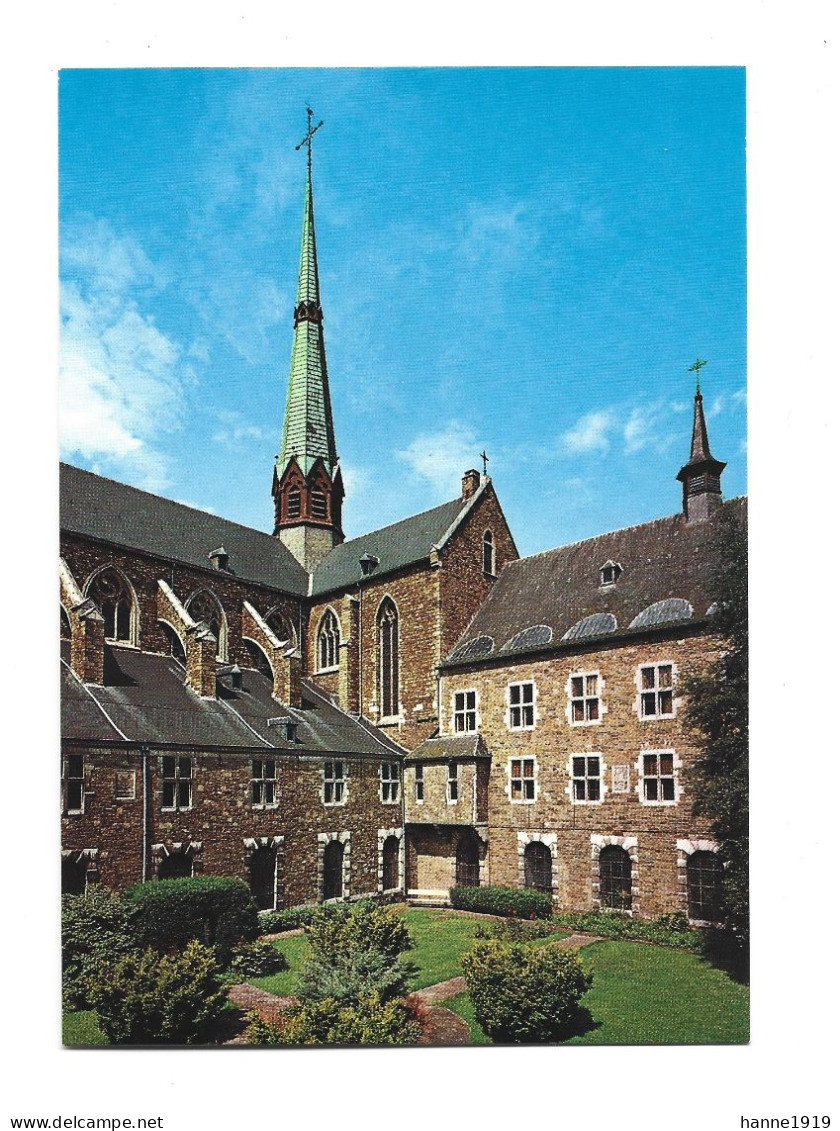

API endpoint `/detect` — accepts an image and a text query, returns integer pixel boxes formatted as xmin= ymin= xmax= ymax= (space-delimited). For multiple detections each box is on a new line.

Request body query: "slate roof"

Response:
xmin=443 ymin=498 xmax=746 ymax=667
xmin=311 ymin=495 xmax=469 ymax=595
xmin=404 ymin=734 xmax=491 ymax=764
xmin=60 ymin=464 xmax=309 ymax=597
xmin=61 ymin=643 xmax=404 ymax=757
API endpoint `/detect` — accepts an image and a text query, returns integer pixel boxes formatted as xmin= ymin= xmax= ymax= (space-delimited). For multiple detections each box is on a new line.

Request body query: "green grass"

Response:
xmin=63 ymin=1010 xmax=107 ymax=1047
xmin=249 ymin=933 xmax=311 ymax=996
xmin=565 ymin=940 xmax=749 ymax=1044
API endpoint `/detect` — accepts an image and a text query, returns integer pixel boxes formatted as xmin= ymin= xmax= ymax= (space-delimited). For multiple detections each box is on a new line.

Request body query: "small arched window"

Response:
xmin=185 ymin=589 xmax=228 ymax=661
xmin=317 ymin=609 xmax=340 ymax=671
xmin=377 ymin=598 xmax=399 ymax=717
xmin=600 ymin=846 xmax=632 ymax=911
xmin=524 ymin=841 xmax=553 ymax=894
xmin=86 ymin=567 xmax=136 ymax=644
xmin=687 ymin=850 xmax=724 ymax=923
xmin=482 ymin=530 xmax=496 ymax=576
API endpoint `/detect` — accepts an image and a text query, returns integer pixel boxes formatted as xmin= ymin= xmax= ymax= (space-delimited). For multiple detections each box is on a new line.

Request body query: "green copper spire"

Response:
xmin=277 ymin=110 xmax=338 ymax=479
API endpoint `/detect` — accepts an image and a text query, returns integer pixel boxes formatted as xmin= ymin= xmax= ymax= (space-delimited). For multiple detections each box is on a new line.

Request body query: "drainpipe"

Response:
xmin=141 ymin=744 xmax=150 ymax=882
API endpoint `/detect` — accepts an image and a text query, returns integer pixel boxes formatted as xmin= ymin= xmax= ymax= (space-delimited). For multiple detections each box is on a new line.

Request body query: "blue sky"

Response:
xmin=59 ymin=67 xmax=746 ymax=557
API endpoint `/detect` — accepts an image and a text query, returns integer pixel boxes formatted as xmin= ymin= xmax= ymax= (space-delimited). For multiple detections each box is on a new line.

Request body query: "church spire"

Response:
xmin=273 ymin=109 xmax=344 ymax=570
xmin=676 ymin=360 xmax=727 ymax=523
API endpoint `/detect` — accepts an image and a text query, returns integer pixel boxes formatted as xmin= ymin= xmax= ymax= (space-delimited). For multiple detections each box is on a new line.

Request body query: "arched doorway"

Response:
xmin=249 ymin=847 xmax=278 ymax=911
xmin=323 ymin=839 xmax=345 ymax=901
xmin=599 ymin=846 xmax=632 ymax=910
xmin=455 ymin=831 xmax=480 ymax=887
xmin=524 ymin=841 xmax=552 ymax=894
xmin=382 ymin=835 xmax=400 ymax=892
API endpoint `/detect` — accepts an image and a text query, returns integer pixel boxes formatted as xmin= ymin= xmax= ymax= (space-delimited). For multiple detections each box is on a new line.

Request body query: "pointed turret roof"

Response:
xmin=277 ymin=138 xmax=338 ymax=480
xmin=677 ymin=389 xmax=727 ymax=481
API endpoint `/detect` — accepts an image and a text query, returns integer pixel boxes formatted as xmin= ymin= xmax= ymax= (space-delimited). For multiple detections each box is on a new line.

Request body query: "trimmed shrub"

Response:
xmin=226 ymin=939 xmax=289 ymax=979
xmin=257 ymin=906 xmax=318 ymax=935
xmin=124 ymin=876 xmax=259 ymax=963
xmin=296 ymin=900 xmax=416 ymax=1007
xmin=61 ymin=888 xmax=139 ymax=1010
xmin=462 ymin=939 xmax=593 ymax=1043
xmin=246 ymin=994 xmax=423 ymax=1046
xmin=450 ymin=885 xmax=552 ymax=920
xmin=88 ymin=940 xmax=228 ymax=1045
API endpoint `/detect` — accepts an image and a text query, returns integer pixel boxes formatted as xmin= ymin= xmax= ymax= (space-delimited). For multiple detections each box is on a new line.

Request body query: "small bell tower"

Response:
xmin=676 ymin=359 xmax=727 ymax=523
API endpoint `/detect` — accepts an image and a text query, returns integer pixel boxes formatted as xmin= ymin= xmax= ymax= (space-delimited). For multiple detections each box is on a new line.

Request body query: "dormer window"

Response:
xmin=599 ymin=560 xmax=623 ymax=587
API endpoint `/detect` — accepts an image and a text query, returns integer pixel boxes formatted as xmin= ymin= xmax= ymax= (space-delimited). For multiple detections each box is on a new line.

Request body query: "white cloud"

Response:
xmin=59 ymin=221 xmax=189 ymax=491
xmin=707 ymin=395 xmax=724 ymax=418
xmin=210 ymin=410 xmax=269 ymax=449
xmin=561 ymin=409 xmax=614 ymax=454
xmin=397 ymin=421 xmax=482 ymax=497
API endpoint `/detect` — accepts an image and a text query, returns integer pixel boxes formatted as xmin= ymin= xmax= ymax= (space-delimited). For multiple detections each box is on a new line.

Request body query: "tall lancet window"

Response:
xmin=185 ymin=589 xmax=228 ymax=661
xmin=377 ymin=598 xmax=400 ymax=718
xmin=483 ymin=530 xmax=496 ymax=576
xmin=317 ymin=609 xmax=340 ymax=671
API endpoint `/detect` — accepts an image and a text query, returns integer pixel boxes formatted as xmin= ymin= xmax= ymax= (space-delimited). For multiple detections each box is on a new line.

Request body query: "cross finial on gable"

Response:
xmin=295 ymin=106 xmax=324 ymax=170
xmin=480 ymin=450 xmax=490 ymax=476
xmin=688 ymin=357 xmax=708 ymax=396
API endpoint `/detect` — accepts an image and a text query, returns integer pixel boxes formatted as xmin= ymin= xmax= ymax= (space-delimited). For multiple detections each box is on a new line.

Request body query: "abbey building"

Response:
xmin=60 ymin=133 xmax=744 ymax=925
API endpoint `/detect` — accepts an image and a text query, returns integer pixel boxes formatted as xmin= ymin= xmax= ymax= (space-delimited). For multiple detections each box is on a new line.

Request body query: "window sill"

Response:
xmin=316 ymin=665 xmax=339 ymax=675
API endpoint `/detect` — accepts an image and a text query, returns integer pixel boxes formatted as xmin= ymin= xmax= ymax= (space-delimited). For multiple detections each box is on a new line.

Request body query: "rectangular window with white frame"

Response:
xmin=380 ymin=761 xmax=401 ymax=804
xmin=453 ymin=690 xmax=477 ymax=734
xmin=638 ymin=749 xmax=679 ymax=804
xmin=251 ymin=758 xmax=278 ymax=808
xmin=414 ymin=764 xmax=424 ymax=803
xmin=569 ymin=754 xmax=604 ymax=803
xmin=161 ymin=756 xmax=192 ymax=811
xmin=507 ymin=682 xmax=536 ymax=730
xmin=322 ymin=760 xmax=347 ymax=806
xmin=447 ymin=760 xmax=459 ymax=803
xmin=638 ymin=662 xmax=675 ymax=719
xmin=569 ymin=672 xmax=602 ymax=725
xmin=63 ymin=754 xmax=85 ymax=814
xmin=509 ymin=757 xmax=537 ymax=802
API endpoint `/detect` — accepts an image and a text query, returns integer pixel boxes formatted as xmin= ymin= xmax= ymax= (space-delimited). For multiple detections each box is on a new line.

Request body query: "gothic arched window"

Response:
xmin=185 ymin=589 xmax=227 ymax=661
xmin=317 ymin=609 xmax=340 ymax=671
xmin=483 ymin=529 xmax=496 ymax=576
xmin=85 ymin=567 xmax=137 ymax=644
xmin=377 ymin=598 xmax=399 ymax=718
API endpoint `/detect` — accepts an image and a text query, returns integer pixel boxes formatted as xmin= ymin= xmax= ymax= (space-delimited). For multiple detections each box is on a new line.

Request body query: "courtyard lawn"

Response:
xmin=440 ymin=940 xmax=749 ymax=1045
xmin=249 ymin=932 xmax=311 ymax=996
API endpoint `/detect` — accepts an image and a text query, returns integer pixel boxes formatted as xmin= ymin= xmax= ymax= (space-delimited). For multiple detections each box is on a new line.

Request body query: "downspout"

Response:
xmin=357 ymin=577 xmax=363 ymax=717
xmin=141 ymin=744 xmax=150 ymax=882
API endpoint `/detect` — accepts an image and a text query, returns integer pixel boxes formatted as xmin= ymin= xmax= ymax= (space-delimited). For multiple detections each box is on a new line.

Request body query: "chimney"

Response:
xmin=208 ymin=546 xmax=229 ymax=571
xmin=462 ymin=468 xmax=481 ymax=499
xmin=186 ymin=622 xmax=218 ymax=698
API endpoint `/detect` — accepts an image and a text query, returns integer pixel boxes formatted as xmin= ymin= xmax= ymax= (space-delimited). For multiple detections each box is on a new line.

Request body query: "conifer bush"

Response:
xmin=462 ymin=939 xmax=593 ymax=1043
xmin=88 ymin=940 xmax=228 ymax=1045
xmin=61 ymin=888 xmax=139 ymax=1010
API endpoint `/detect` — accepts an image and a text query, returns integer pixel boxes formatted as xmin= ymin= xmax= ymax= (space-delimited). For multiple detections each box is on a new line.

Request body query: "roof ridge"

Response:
xmin=331 ymin=495 xmax=464 ymax=547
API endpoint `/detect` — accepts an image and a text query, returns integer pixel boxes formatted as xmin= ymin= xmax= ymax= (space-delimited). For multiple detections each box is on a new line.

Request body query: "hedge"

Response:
xmin=257 ymin=906 xmax=318 ymax=934
xmin=124 ymin=876 xmax=259 ymax=962
xmin=450 ymin=885 xmax=553 ymax=920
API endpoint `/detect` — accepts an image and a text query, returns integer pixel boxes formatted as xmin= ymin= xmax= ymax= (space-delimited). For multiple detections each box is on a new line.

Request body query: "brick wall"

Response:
xmin=61 ymin=745 xmax=405 ymax=905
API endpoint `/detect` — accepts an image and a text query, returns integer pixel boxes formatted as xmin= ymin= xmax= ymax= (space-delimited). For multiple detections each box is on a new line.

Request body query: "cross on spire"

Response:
xmin=480 ymin=450 xmax=490 ymax=476
xmin=295 ymin=106 xmax=324 ymax=170
xmin=688 ymin=357 xmax=708 ymax=395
